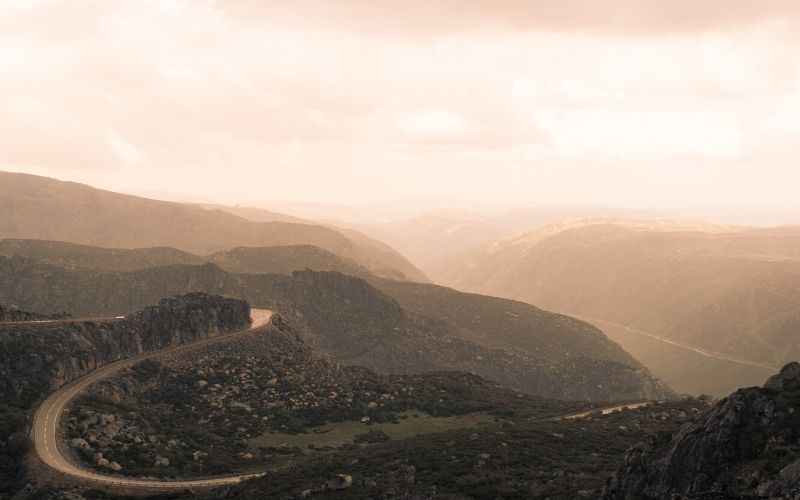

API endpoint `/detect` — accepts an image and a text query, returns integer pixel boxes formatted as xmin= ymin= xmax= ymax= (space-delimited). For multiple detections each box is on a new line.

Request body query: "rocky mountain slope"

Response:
xmin=0 ymin=255 xmax=672 ymax=401
xmin=607 ymin=362 xmax=800 ymax=499
xmin=62 ymin=321 xmax=704 ymax=499
xmin=207 ymin=203 xmax=431 ymax=281
xmin=208 ymin=245 xmax=371 ymax=277
xmin=0 ymin=239 xmax=372 ymax=278
xmin=68 ymin=319 xmax=533 ymax=479
xmin=0 ymin=293 xmax=250 ymax=405
xmin=0 ymin=293 xmax=250 ymax=494
xmin=0 ymin=255 xmax=245 ymax=315
xmin=436 ymin=220 xmax=800 ymax=396
xmin=0 ymin=305 xmax=69 ymax=322
xmin=0 ymin=172 xmax=426 ymax=281
xmin=248 ymin=271 xmax=671 ymax=401
xmin=0 ymin=239 xmax=203 ymax=272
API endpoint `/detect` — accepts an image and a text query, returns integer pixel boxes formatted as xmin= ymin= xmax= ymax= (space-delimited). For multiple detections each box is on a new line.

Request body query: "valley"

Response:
xmin=0 ymin=177 xmax=680 ymax=497
xmin=18 ymin=304 xmax=710 ymax=497
xmin=0 ymin=175 xmax=798 ymax=499
xmin=0 ymin=249 xmax=671 ymax=402
xmin=436 ymin=220 xmax=800 ymax=396
xmin=573 ymin=314 xmax=778 ymax=396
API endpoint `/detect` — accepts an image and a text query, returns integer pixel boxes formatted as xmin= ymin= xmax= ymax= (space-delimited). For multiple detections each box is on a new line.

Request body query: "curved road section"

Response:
xmin=32 ymin=308 xmax=273 ymax=490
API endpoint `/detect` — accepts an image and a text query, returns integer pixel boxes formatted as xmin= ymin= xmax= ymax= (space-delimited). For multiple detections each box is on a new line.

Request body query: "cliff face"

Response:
xmin=0 ymin=293 xmax=250 ymax=409
xmin=606 ymin=362 xmax=800 ymax=499
xmin=0 ymin=255 xmax=244 ymax=316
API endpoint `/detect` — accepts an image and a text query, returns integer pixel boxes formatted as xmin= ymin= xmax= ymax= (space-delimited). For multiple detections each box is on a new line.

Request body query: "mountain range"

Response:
xmin=435 ymin=219 xmax=800 ymax=395
xmin=0 ymin=172 xmax=426 ymax=282
xmin=0 ymin=251 xmax=671 ymax=402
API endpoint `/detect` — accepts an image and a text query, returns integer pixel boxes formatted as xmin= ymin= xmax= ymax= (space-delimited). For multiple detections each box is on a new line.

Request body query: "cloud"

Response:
xmin=0 ymin=1 xmax=798 ymax=207
xmin=216 ymin=0 xmax=800 ymax=37
xmin=538 ymin=108 xmax=744 ymax=160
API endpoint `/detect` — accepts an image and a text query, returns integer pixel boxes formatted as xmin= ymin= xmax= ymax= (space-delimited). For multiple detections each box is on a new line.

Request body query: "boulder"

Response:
xmin=229 ymin=401 xmax=252 ymax=413
xmin=70 ymin=438 xmax=90 ymax=449
xmin=327 ymin=474 xmax=353 ymax=490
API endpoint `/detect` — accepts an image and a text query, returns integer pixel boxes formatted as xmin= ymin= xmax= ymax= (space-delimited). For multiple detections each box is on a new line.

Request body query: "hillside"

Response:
xmin=0 ymin=239 xmax=373 ymax=278
xmin=247 ymin=271 xmax=672 ymax=401
xmin=0 ymin=172 xmax=426 ymax=281
xmin=0 ymin=294 xmax=250 ymax=493
xmin=1 ymin=300 xmax=701 ymax=500
xmin=0 ymin=239 xmax=203 ymax=272
xmin=607 ymin=362 xmax=800 ymax=498
xmin=372 ymin=279 xmax=647 ymax=371
xmin=435 ymin=220 xmax=800 ymax=395
xmin=208 ymin=245 xmax=372 ymax=277
xmin=0 ymin=255 xmax=672 ymax=401
xmin=199 ymin=202 xmax=426 ymax=281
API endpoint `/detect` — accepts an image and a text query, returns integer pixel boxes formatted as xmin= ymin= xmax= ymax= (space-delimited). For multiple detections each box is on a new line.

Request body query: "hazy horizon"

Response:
xmin=2 ymin=1 xmax=800 ymax=212
xmin=4 ymin=170 xmax=799 ymax=227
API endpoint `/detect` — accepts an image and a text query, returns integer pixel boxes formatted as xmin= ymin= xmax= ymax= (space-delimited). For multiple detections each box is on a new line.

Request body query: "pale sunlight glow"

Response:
xmin=0 ymin=1 xmax=798 ymax=208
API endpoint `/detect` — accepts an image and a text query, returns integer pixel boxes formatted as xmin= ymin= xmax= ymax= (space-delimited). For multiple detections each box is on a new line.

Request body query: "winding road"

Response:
xmin=28 ymin=308 xmax=663 ymax=491
xmin=555 ymin=401 xmax=655 ymax=420
xmin=31 ymin=308 xmax=273 ymax=491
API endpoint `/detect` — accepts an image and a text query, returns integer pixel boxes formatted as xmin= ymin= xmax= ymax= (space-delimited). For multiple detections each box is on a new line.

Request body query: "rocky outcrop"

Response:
xmin=0 ymin=305 xmax=70 ymax=322
xmin=606 ymin=362 xmax=800 ymax=499
xmin=0 ymin=255 xmax=245 ymax=316
xmin=0 ymin=293 xmax=250 ymax=408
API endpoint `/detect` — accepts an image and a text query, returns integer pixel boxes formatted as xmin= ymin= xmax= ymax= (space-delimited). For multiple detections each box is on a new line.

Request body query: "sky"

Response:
xmin=2 ymin=0 xmax=800 ymax=211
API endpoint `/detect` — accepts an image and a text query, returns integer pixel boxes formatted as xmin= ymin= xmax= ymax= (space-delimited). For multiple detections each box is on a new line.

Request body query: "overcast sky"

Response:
xmin=2 ymin=1 xmax=800 ymax=210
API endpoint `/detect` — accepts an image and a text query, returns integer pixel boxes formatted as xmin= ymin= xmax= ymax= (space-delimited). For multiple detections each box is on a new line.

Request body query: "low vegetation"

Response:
xmin=63 ymin=320 xmax=713 ymax=498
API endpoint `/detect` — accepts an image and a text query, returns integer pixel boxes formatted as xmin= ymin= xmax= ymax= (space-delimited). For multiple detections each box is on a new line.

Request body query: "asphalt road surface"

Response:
xmin=31 ymin=308 xmax=273 ymax=490
xmin=556 ymin=401 xmax=655 ymax=420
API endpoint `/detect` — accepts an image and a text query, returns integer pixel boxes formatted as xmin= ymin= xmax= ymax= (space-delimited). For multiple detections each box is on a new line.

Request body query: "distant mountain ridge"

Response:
xmin=0 ymin=239 xmax=371 ymax=278
xmin=436 ymin=219 xmax=800 ymax=396
xmin=0 ymin=252 xmax=673 ymax=401
xmin=0 ymin=172 xmax=426 ymax=282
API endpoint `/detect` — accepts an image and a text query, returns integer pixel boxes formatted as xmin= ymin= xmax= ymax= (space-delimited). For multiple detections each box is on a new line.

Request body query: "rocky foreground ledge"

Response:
xmin=606 ymin=362 xmax=800 ymax=499
xmin=0 ymin=293 xmax=251 ymax=399
xmin=0 ymin=293 xmax=251 ymax=493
